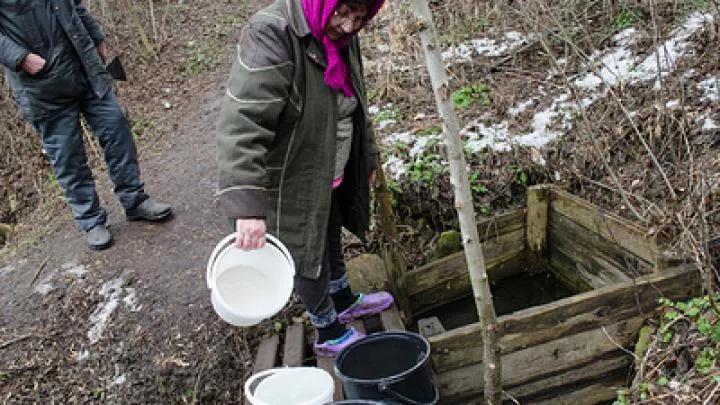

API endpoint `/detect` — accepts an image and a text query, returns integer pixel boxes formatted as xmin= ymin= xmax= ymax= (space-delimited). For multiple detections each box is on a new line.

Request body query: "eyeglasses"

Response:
xmin=332 ymin=7 xmax=367 ymax=30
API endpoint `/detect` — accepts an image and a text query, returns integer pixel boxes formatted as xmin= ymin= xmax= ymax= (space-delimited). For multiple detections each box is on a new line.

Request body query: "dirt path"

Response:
xmin=0 ymin=68 xmax=262 ymax=402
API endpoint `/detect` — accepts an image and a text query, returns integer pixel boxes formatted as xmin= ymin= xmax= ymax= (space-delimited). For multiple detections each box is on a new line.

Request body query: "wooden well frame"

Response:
xmin=404 ymin=185 xmax=701 ymax=403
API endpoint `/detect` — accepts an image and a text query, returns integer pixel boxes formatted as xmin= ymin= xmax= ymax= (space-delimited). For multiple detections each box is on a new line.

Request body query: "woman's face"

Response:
xmin=325 ymin=2 xmax=369 ymax=41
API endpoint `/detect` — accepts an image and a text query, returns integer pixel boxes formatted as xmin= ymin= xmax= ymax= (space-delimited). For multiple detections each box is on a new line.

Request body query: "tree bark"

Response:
xmin=409 ymin=0 xmax=502 ymax=403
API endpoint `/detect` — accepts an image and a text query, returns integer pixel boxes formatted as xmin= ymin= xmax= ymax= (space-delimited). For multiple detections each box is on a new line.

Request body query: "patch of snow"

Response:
xmin=88 ymin=277 xmax=124 ymax=343
xmin=0 ymin=264 xmax=16 ymax=277
xmin=87 ymin=276 xmax=139 ymax=344
xmin=666 ymin=99 xmax=680 ymax=109
xmin=33 ymin=283 xmax=55 ymax=296
xmin=699 ymin=77 xmax=719 ymax=101
xmin=574 ymin=28 xmax=637 ymax=90
xmin=122 ymin=288 xmax=142 ymax=312
xmin=630 ymin=12 xmax=713 ymax=84
xmin=63 ymin=262 xmax=88 ymax=278
xmin=441 ymin=31 xmax=530 ymax=62
xmin=701 ymin=116 xmax=719 ymax=130
xmin=376 ymin=44 xmax=391 ymax=53
xmin=384 ymin=131 xmax=413 ymax=146
xmin=459 ymin=12 xmax=713 ymax=152
xmin=383 ymin=155 xmax=406 ymax=180
xmin=462 ymin=121 xmax=511 ymax=152
xmin=76 ymin=349 xmax=90 ymax=362
xmin=111 ymin=374 xmax=127 ymax=386
xmin=509 ymin=99 xmax=535 ymax=116
xmin=377 ymin=119 xmax=397 ymax=130
xmin=368 ymin=105 xmax=379 ymax=115
xmin=409 ymin=135 xmax=439 ymax=157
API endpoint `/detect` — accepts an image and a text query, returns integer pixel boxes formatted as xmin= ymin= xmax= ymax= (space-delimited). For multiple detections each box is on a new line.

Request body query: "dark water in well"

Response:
xmin=414 ymin=268 xmax=575 ymax=331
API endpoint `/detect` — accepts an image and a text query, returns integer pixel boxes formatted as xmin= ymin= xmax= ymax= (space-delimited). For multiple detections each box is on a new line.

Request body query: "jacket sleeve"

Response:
xmin=0 ymin=32 xmax=28 ymax=71
xmin=353 ymin=38 xmax=379 ymax=172
xmin=74 ymin=0 xmax=105 ymax=45
xmin=215 ymin=18 xmax=294 ymax=219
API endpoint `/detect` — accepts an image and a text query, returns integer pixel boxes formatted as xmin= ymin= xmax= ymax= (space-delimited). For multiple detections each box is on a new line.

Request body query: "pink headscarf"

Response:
xmin=301 ymin=0 xmax=384 ymax=97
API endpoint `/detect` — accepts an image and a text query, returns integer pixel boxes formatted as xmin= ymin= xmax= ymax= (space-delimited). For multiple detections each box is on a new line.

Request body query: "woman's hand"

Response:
xmin=20 ymin=53 xmax=46 ymax=75
xmin=235 ymin=218 xmax=266 ymax=250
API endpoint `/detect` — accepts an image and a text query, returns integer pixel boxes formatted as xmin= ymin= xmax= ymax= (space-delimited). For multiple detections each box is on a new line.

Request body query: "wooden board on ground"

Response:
xmin=243 ymin=335 xmax=279 ymax=404
xmin=380 ymin=303 xmax=405 ymax=331
xmin=282 ymin=323 xmax=305 ymax=367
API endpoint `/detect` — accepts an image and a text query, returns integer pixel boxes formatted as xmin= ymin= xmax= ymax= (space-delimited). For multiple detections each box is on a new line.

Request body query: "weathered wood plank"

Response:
xmin=437 ymin=318 xmax=642 ymax=400
xmin=317 ymin=356 xmax=344 ymax=401
xmin=549 ymin=224 xmax=635 ymax=290
xmin=508 ymin=353 xmax=631 ymax=400
xmin=380 ymin=304 xmax=406 ymax=331
xmin=528 ymin=379 xmax=624 ymax=404
xmin=252 ymin=335 xmax=279 ymax=373
xmin=526 ymin=185 xmax=550 ymax=255
xmin=407 ymin=228 xmax=527 ymax=295
xmin=476 ymin=208 xmax=526 ymax=242
xmin=408 ymin=249 xmax=528 ymax=315
xmin=550 ymin=187 xmax=660 ymax=267
xmin=429 ymin=264 xmax=700 ymax=372
xmin=549 ymin=209 xmax=652 ymax=285
xmin=351 ymin=319 xmax=366 ymax=334
xmin=244 ymin=335 xmax=280 ymax=405
xmin=441 ymin=353 xmax=630 ymax=403
xmin=282 ymin=324 xmax=305 ymax=367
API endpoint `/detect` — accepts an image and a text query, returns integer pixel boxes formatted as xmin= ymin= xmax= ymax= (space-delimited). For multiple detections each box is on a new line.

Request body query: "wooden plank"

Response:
xmin=526 ymin=185 xmax=550 ymax=255
xmin=350 ymin=319 xmax=366 ymax=334
xmin=282 ymin=324 xmax=305 ymax=367
xmin=442 ymin=352 xmax=630 ymax=403
xmin=407 ymin=228 xmax=527 ymax=296
xmin=549 ymin=210 xmax=651 ymax=284
xmin=528 ymin=379 xmax=625 ymax=404
xmin=407 ymin=229 xmax=527 ymax=313
xmin=244 ymin=335 xmax=280 ymax=405
xmin=429 ymin=264 xmax=700 ymax=372
xmin=437 ymin=318 xmax=642 ymax=400
xmin=317 ymin=356 xmax=344 ymax=401
xmin=507 ymin=352 xmax=631 ymax=400
xmin=549 ymin=187 xmax=660 ymax=267
xmin=380 ymin=304 xmax=406 ymax=331
xmin=476 ymin=208 xmax=527 ymax=243
xmin=252 ymin=335 xmax=279 ymax=373
xmin=408 ymin=250 xmax=529 ymax=315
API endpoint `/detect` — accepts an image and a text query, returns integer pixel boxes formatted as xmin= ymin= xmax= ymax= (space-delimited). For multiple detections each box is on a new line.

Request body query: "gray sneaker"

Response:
xmin=87 ymin=224 xmax=113 ymax=250
xmin=126 ymin=199 xmax=172 ymax=222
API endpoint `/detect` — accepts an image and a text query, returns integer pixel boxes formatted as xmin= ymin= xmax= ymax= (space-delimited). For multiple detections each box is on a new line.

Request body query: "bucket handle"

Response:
xmin=244 ymin=368 xmax=290 ymax=403
xmin=206 ymin=233 xmax=294 ymax=290
xmin=379 ymin=380 xmax=440 ymax=405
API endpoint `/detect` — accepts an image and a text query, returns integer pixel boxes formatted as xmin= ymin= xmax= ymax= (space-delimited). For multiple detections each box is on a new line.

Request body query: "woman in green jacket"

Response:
xmin=216 ymin=0 xmax=393 ymax=357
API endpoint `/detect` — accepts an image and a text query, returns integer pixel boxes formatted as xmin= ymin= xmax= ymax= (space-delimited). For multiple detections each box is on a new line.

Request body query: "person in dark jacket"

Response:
xmin=216 ymin=0 xmax=393 ymax=357
xmin=0 ymin=0 xmax=171 ymax=250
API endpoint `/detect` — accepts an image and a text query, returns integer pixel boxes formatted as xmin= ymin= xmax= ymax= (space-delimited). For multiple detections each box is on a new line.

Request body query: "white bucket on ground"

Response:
xmin=244 ymin=367 xmax=335 ymax=405
xmin=206 ymin=233 xmax=295 ymax=326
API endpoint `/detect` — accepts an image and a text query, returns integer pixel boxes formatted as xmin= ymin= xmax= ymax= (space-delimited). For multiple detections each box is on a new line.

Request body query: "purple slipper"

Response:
xmin=338 ymin=292 xmax=395 ymax=324
xmin=313 ymin=327 xmax=365 ymax=357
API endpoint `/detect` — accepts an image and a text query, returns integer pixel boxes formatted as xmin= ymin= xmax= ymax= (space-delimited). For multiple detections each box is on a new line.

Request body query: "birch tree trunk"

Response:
xmin=409 ymin=0 xmax=502 ymax=403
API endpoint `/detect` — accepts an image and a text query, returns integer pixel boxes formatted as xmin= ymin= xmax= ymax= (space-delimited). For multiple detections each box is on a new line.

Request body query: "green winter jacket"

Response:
xmin=0 ymin=0 xmax=111 ymax=121
xmin=216 ymin=0 xmax=378 ymax=279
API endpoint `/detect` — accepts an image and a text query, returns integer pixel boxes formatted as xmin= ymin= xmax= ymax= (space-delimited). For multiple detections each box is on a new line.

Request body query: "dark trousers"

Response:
xmin=294 ymin=192 xmax=351 ymax=328
xmin=32 ymin=89 xmax=148 ymax=231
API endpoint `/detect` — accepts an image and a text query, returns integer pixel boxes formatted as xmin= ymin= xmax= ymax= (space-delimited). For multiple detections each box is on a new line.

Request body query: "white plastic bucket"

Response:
xmin=244 ymin=367 xmax=334 ymax=405
xmin=206 ymin=233 xmax=295 ymax=326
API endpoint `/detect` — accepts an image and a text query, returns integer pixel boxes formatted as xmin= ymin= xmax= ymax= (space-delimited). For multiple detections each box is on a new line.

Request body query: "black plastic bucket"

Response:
xmin=334 ymin=332 xmax=439 ymax=405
